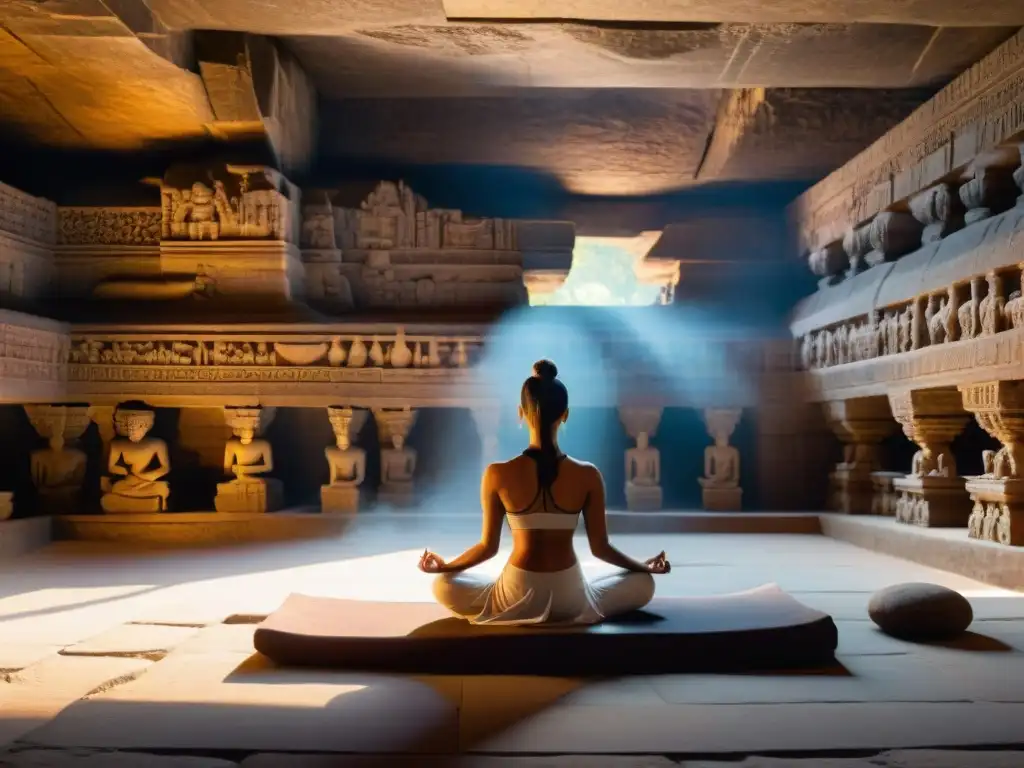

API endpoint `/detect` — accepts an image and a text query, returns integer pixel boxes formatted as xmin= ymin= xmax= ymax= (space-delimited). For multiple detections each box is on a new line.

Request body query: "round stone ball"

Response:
xmin=868 ymin=583 xmax=973 ymax=640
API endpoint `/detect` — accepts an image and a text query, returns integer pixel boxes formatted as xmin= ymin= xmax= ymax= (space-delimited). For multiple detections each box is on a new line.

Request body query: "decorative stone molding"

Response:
xmin=909 ymin=183 xmax=964 ymax=245
xmin=58 ymin=208 xmax=162 ymax=246
xmin=864 ymin=212 xmax=924 ymax=268
xmin=959 ymin=381 xmax=1024 ymax=545
xmin=792 ymin=28 xmax=1024 ymax=255
xmin=0 ymin=181 xmax=56 ymax=245
xmin=888 ymin=388 xmax=970 ymax=528
xmin=959 ymin=165 xmax=1019 ymax=226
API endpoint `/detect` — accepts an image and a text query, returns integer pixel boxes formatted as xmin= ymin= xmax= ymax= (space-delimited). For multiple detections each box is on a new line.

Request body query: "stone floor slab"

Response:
xmin=0 ymin=748 xmax=237 ymax=767
xmin=0 ymin=646 xmax=63 ymax=673
xmin=687 ymin=752 xmax=1024 ymax=768
xmin=60 ymin=625 xmax=198 ymax=660
xmin=836 ymin=619 xmax=1024 ymax=656
xmin=465 ymin=702 xmax=1024 ymax=753
xmin=240 ymin=756 xmax=678 ymax=767
xmin=22 ymin=652 xmax=459 ymax=754
xmin=0 ymin=656 xmax=152 ymax=747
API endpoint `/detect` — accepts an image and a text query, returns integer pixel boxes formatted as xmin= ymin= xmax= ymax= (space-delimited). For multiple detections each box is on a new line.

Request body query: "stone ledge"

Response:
xmin=820 ymin=513 xmax=1024 ymax=591
xmin=0 ymin=517 xmax=53 ymax=559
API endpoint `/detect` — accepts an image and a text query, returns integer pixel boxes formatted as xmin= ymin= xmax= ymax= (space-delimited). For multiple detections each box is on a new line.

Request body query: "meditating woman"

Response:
xmin=420 ymin=359 xmax=670 ymax=625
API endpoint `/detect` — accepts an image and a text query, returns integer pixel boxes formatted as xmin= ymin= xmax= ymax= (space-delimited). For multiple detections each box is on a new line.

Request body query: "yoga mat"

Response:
xmin=253 ymin=583 xmax=839 ymax=674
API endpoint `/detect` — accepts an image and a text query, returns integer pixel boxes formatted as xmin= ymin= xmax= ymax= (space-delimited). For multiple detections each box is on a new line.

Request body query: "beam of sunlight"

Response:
xmin=531 ymin=236 xmax=667 ymax=307
xmin=0 ymin=585 xmax=157 ymax=618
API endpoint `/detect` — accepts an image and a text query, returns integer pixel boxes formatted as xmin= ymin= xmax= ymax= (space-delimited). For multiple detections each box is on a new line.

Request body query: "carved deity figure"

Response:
xmin=326 ymin=427 xmax=366 ymax=488
xmin=32 ymin=433 xmax=87 ymax=501
xmin=885 ymin=311 xmax=899 ymax=356
xmin=100 ymin=406 xmax=171 ymax=513
xmin=943 ymin=285 xmax=960 ymax=343
xmin=626 ymin=432 xmax=660 ymax=488
xmin=699 ymin=432 xmax=739 ymax=488
xmin=899 ymin=306 xmax=913 ymax=353
xmin=958 ymin=277 xmax=983 ymax=341
xmin=979 ymin=271 xmax=1004 ymax=337
xmin=215 ymin=409 xmax=282 ymax=513
xmin=381 ymin=433 xmax=417 ymax=485
xmin=171 ymin=182 xmax=229 ymax=240
xmin=1004 ymin=290 xmax=1024 ymax=330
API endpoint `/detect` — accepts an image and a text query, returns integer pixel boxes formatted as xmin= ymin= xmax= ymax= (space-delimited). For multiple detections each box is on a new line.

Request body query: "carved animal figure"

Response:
xmin=1004 ymin=290 xmax=1024 ymax=330
xmin=979 ymin=272 xmax=1004 ymax=336
xmin=899 ymin=307 xmax=913 ymax=352
xmin=958 ymin=288 xmax=980 ymax=341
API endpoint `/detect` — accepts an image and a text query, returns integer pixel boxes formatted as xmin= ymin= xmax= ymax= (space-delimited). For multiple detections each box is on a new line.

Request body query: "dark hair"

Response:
xmin=520 ymin=359 xmax=569 ymax=488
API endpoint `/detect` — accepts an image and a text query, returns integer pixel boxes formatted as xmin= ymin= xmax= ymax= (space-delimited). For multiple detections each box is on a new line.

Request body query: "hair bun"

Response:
xmin=532 ymin=359 xmax=558 ymax=381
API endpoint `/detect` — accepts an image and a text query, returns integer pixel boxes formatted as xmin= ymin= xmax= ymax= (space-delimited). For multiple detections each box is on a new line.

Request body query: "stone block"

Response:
xmin=701 ymin=486 xmax=742 ymax=512
xmin=100 ymin=495 xmax=163 ymax=514
xmin=321 ymin=485 xmax=359 ymax=514
xmin=893 ymin=475 xmax=971 ymax=528
xmin=215 ymin=480 xmax=283 ymax=514
xmin=625 ymin=484 xmax=662 ymax=512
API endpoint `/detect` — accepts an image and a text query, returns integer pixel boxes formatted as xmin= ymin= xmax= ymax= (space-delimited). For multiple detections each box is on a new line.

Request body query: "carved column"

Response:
xmin=214 ymin=406 xmax=282 ymax=514
xmin=373 ymin=407 xmax=418 ymax=507
xmin=889 ymin=388 xmax=970 ymax=527
xmin=24 ymin=405 xmax=91 ymax=514
xmin=699 ymin=408 xmax=743 ymax=511
xmin=960 ymin=381 xmax=1024 ymax=546
xmin=618 ymin=406 xmax=664 ymax=511
xmin=824 ymin=397 xmax=898 ymax=515
xmin=469 ymin=406 xmax=501 ymax=471
xmin=322 ymin=407 xmax=368 ymax=513
xmin=757 ymin=403 xmax=833 ymax=511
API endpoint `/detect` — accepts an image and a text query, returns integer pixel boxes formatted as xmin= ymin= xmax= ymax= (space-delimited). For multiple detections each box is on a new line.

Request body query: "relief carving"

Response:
xmin=959 ymin=166 xmax=1019 ymax=226
xmin=58 ymin=208 xmax=162 ymax=246
xmin=0 ymin=181 xmax=56 ymax=245
xmin=909 ymin=183 xmax=963 ymax=244
xmin=161 ymin=166 xmax=298 ymax=242
xmin=866 ymin=212 xmax=924 ymax=267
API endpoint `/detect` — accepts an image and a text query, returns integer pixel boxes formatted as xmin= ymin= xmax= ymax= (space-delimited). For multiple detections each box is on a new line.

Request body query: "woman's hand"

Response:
xmin=645 ymin=551 xmax=671 ymax=574
xmin=418 ymin=549 xmax=447 ymax=574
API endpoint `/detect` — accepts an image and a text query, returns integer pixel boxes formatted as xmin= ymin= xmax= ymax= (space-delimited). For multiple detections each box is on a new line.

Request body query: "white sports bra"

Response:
xmin=505 ymin=449 xmax=581 ymax=531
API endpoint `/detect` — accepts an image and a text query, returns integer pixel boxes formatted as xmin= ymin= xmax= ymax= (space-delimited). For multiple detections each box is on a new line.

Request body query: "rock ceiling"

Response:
xmin=0 ymin=0 xmax=1021 ymax=209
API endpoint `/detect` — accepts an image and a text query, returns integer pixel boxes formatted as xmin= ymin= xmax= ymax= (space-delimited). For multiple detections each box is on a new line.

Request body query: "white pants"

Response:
xmin=433 ymin=562 xmax=655 ymax=626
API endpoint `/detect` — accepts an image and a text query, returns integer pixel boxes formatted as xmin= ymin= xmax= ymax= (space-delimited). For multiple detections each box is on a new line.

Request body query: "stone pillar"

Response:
xmin=469 ymin=406 xmax=501 ymax=471
xmin=823 ymin=397 xmax=897 ymax=515
xmin=215 ymin=406 xmax=282 ymax=514
xmin=888 ymin=388 xmax=970 ymax=527
xmin=960 ymin=381 xmax=1024 ymax=546
xmin=321 ymin=406 xmax=368 ymax=514
xmin=373 ymin=407 xmax=418 ymax=507
xmin=24 ymin=405 xmax=91 ymax=514
xmin=756 ymin=403 xmax=833 ymax=510
xmin=699 ymin=408 xmax=743 ymax=511
xmin=618 ymin=406 xmax=664 ymax=511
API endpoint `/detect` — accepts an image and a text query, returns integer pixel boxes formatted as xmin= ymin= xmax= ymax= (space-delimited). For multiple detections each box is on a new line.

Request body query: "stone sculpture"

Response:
xmin=321 ymin=407 xmax=368 ymax=514
xmin=25 ymin=405 xmax=90 ymax=513
xmin=100 ymin=404 xmax=171 ymax=513
xmin=625 ymin=432 xmax=662 ymax=512
xmin=699 ymin=409 xmax=743 ymax=511
xmin=215 ymin=407 xmax=282 ymax=514
xmin=374 ymin=408 xmax=418 ymax=506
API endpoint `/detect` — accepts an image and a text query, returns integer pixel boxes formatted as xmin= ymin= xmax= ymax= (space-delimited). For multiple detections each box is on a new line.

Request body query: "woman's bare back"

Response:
xmin=493 ymin=454 xmax=597 ymax=572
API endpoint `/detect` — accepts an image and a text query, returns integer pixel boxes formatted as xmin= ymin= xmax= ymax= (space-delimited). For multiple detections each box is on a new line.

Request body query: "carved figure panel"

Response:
xmin=0 ymin=181 xmax=56 ymax=245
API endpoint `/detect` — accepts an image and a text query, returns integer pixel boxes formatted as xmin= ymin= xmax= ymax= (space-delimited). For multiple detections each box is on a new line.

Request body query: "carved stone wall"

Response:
xmin=0 ymin=312 xmax=69 ymax=403
xmin=300 ymin=181 xmax=572 ymax=309
xmin=0 ymin=181 xmax=58 ymax=301
xmin=792 ymin=28 xmax=1024 ymax=257
xmin=58 ymin=208 xmax=162 ymax=247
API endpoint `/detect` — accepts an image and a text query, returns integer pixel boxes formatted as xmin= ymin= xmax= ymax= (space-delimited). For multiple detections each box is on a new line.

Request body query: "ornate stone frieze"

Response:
xmin=161 ymin=165 xmax=299 ymax=243
xmin=792 ymin=29 xmax=1024 ymax=254
xmin=0 ymin=181 xmax=56 ymax=245
xmin=67 ymin=331 xmax=480 ymax=372
xmin=0 ymin=321 xmax=68 ymax=386
xmin=58 ymin=208 xmax=162 ymax=246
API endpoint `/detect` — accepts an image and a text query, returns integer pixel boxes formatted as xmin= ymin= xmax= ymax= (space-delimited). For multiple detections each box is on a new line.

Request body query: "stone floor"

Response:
xmin=2 ymin=512 xmax=1024 ymax=767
